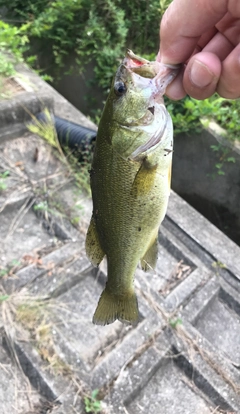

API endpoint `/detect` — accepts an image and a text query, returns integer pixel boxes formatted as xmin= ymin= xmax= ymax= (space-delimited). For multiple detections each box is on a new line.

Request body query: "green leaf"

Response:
xmin=0 ymin=170 xmax=10 ymax=178
xmin=0 ymin=295 xmax=9 ymax=302
xmin=226 ymin=157 xmax=236 ymax=163
xmin=91 ymin=389 xmax=99 ymax=399
xmin=169 ymin=318 xmax=182 ymax=328
xmin=10 ymin=259 xmax=21 ymax=266
xmin=0 ymin=269 xmax=8 ymax=277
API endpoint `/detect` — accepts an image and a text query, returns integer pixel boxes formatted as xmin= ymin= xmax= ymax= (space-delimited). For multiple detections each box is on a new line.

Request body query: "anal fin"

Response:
xmin=141 ymin=233 xmax=158 ymax=271
xmin=85 ymin=216 xmax=105 ymax=266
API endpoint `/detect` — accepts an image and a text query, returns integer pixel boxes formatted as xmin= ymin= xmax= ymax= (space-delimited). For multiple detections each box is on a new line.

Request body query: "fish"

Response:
xmin=85 ymin=50 xmax=180 ymax=325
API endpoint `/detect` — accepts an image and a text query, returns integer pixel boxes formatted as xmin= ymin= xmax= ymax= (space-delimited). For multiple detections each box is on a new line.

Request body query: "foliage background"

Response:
xmin=0 ymin=0 xmax=239 ymax=142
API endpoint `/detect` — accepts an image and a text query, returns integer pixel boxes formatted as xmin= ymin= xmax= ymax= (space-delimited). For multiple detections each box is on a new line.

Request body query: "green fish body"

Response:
xmin=86 ymin=50 xmax=179 ymax=325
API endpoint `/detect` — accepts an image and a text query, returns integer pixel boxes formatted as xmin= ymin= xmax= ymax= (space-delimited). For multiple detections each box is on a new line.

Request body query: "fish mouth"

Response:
xmin=148 ymin=106 xmax=155 ymax=115
xmin=124 ymin=49 xmax=160 ymax=79
xmin=123 ymin=49 xmax=180 ymax=98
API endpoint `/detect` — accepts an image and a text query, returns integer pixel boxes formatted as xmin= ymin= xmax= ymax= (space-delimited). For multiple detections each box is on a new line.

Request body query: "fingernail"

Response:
xmin=190 ymin=60 xmax=214 ymax=88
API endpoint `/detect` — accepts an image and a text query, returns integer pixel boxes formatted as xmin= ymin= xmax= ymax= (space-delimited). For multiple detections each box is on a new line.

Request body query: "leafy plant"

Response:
xmin=33 ymin=200 xmax=62 ymax=216
xmin=0 ymin=295 xmax=9 ymax=302
xmin=212 ymin=260 xmax=226 ymax=269
xmin=0 ymin=258 xmax=21 ymax=277
xmin=0 ymin=170 xmax=10 ymax=191
xmin=84 ymin=389 xmax=102 ymax=413
xmin=210 ymin=144 xmax=236 ymax=176
xmin=0 ymin=269 xmax=8 ymax=277
xmin=169 ymin=318 xmax=182 ymax=329
xmin=0 ymin=20 xmax=30 ymax=76
xmin=1 ymin=0 xmax=170 ymax=103
xmin=166 ymin=95 xmax=240 ymax=174
xmin=2 ymin=0 xmax=240 ymax=153
xmin=27 ymin=108 xmax=92 ymax=193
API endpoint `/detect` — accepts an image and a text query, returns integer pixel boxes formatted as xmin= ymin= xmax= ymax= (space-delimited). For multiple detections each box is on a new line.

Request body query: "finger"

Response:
xmin=203 ymin=31 xmax=234 ymax=60
xmin=186 ymin=28 xmax=218 ymax=60
xmin=217 ymin=43 xmax=240 ymax=98
xmin=197 ymin=27 xmax=219 ymax=50
xmin=216 ymin=11 xmax=240 ymax=45
xmin=165 ymin=67 xmax=186 ymax=100
xmin=183 ymin=52 xmax=222 ymax=99
xmin=160 ymin=0 xmax=229 ymax=64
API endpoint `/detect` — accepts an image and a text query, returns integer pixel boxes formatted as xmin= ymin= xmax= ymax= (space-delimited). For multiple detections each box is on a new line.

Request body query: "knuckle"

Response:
xmin=217 ymin=83 xmax=240 ymax=99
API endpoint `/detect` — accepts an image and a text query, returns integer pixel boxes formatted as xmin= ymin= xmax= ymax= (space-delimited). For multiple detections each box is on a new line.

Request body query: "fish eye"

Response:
xmin=114 ymin=81 xmax=127 ymax=96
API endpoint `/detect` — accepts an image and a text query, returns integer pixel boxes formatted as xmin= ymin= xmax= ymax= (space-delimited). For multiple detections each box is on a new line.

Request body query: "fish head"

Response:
xmin=111 ymin=51 xmax=159 ymax=126
xmin=105 ymin=50 xmax=180 ymax=162
xmin=110 ymin=50 xmax=179 ymax=126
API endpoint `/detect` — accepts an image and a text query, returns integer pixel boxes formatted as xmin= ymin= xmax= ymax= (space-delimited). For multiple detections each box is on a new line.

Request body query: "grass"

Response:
xmin=27 ymin=108 xmax=64 ymax=155
xmin=84 ymin=389 xmax=102 ymax=413
xmin=0 ymin=259 xmax=22 ymax=278
xmin=1 ymin=287 xmax=73 ymax=376
xmin=0 ymin=169 xmax=10 ymax=191
xmin=0 ymin=286 xmax=105 ymax=413
xmin=27 ymin=108 xmax=92 ymax=195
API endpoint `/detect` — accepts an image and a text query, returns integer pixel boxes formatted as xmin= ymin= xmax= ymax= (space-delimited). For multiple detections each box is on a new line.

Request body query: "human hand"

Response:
xmin=158 ymin=0 xmax=240 ymax=100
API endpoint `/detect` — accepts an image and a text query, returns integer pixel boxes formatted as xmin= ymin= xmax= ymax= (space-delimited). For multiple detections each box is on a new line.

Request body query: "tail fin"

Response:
xmin=92 ymin=289 xmax=139 ymax=326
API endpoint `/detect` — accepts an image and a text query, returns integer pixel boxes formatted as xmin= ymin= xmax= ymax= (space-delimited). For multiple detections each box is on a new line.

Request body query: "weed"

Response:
xmin=0 ymin=294 xmax=9 ymax=302
xmin=63 ymin=145 xmax=92 ymax=195
xmin=0 ymin=259 xmax=21 ymax=277
xmin=169 ymin=318 xmax=183 ymax=329
xmin=10 ymin=259 xmax=21 ymax=267
xmin=27 ymin=108 xmax=63 ymax=154
xmin=84 ymin=389 xmax=102 ymax=413
xmin=0 ymin=269 xmax=8 ymax=277
xmin=71 ymin=216 xmax=80 ymax=226
xmin=0 ymin=169 xmax=10 ymax=177
xmin=27 ymin=108 xmax=92 ymax=194
xmin=0 ymin=169 xmax=10 ymax=191
xmin=16 ymin=297 xmax=72 ymax=376
xmin=210 ymin=144 xmax=236 ymax=176
xmin=0 ymin=21 xmax=30 ymax=77
xmin=33 ymin=201 xmax=48 ymax=212
xmin=33 ymin=200 xmax=62 ymax=218
xmin=212 ymin=261 xmax=227 ymax=270
xmin=0 ymin=182 xmax=7 ymax=191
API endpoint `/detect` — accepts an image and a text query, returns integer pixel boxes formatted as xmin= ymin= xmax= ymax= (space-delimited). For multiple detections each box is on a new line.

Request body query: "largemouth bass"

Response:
xmin=86 ymin=50 xmax=179 ymax=325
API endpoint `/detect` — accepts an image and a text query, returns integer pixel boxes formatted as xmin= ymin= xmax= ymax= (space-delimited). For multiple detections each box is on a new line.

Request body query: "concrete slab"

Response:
xmin=0 ymin=335 xmax=42 ymax=414
xmin=127 ymin=361 xmax=212 ymax=414
xmin=195 ymin=293 xmax=240 ymax=365
xmin=0 ymin=64 xmax=240 ymax=414
xmin=0 ymin=199 xmax=52 ymax=269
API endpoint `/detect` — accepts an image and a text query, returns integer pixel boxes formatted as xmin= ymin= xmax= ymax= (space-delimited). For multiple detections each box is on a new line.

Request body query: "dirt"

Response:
xmin=0 ymin=77 xmax=25 ymax=99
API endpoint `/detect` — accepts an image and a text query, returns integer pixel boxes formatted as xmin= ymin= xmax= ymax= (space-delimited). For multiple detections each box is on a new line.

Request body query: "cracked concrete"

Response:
xmin=0 ymin=67 xmax=240 ymax=414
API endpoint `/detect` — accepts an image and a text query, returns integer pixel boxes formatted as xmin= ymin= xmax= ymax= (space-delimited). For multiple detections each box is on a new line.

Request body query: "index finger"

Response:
xmin=160 ymin=0 xmax=229 ymax=64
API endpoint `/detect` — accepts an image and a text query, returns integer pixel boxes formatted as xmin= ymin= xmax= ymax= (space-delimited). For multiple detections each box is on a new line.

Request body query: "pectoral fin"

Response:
xmin=131 ymin=163 xmax=157 ymax=198
xmin=85 ymin=217 xmax=105 ymax=266
xmin=141 ymin=233 xmax=158 ymax=271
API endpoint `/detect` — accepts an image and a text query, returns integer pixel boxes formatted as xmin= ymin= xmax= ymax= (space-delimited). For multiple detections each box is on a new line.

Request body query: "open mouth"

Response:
xmin=124 ymin=49 xmax=160 ymax=79
xmin=148 ymin=106 xmax=155 ymax=115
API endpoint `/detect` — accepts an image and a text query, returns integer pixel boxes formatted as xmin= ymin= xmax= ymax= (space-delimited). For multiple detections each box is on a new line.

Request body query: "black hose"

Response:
xmin=35 ymin=112 xmax=97 ymax=158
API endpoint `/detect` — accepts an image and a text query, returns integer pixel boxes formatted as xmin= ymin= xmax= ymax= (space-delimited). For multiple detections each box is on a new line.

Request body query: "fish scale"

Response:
xmin=85 ymin=50 xmax=179 ymax=325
